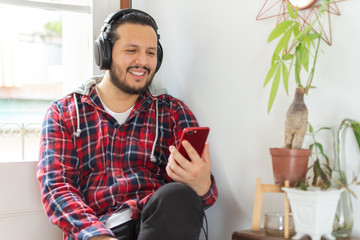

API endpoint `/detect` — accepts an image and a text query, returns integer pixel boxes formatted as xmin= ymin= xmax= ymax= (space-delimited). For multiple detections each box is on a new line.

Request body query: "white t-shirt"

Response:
xmin=96 ymin=86 xmax=134 ymax=125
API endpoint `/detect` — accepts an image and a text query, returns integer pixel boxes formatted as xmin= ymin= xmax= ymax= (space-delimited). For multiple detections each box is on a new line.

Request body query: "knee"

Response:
xmin=147 ymin=182 xmax=203 ymax=215
xmin=138 ymin=183 xmax=204 ymax=240
xmin=156 ymin=182 xmax=200 ymax=205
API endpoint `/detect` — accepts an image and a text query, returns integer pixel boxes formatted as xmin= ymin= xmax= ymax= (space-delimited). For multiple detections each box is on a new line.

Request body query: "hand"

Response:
xmin=89 ymin=236 xmax=117 ymax=240
xmin=166 ymin=140 xmax=212 ymax=196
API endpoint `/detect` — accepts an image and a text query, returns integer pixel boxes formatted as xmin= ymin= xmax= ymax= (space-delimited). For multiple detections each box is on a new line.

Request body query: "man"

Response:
xmin=37 ymin=9 xmax=218 ymax=240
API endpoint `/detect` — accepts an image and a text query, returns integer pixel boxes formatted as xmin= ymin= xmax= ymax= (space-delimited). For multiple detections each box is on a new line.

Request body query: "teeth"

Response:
xmin=130 ymin=71 xmax=144 ymax=76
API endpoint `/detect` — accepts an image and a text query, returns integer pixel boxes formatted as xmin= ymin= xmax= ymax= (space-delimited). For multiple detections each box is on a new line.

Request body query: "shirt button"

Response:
xmin=115 ymin=155 xmax=120 ymax=159
xmin=119 ymin=196 xmax=123 ymax=201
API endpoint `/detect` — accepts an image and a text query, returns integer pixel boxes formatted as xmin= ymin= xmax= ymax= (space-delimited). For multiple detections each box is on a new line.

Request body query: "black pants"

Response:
xmin=111 ymin=182 xmax=204 ymax=240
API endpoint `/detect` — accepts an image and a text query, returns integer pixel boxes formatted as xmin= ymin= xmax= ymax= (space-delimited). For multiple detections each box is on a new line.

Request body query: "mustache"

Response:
xmin=127 ymin=66 xmax=151 ymax=73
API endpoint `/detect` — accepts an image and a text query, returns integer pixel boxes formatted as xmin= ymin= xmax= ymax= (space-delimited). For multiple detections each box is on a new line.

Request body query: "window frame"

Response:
xmin=0 ymin=0 xmax=121 ymax=162
xmin=0 ymin=0 xmax=121 ymax=75
xmin=0 ymin=0 xmax=90 ymax=13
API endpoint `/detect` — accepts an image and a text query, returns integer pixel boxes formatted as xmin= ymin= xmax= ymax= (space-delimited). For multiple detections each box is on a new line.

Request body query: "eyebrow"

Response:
xmin=124 ymin=44 xmax=157 ymax=51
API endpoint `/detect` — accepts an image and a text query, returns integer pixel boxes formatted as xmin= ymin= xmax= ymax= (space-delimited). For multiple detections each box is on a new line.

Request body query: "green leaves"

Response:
xmin=296 ymin=23 xmax=314 ymax=42
xmin=268 ymin=64 xmax=281 ymax=113
xmin=307 ymin=123 xmax=332 ymax=189
xmin=340 ymin=119 xmax=360 ymax=151
xmin=281 ymin=62 xmax=289 ymax=94
xmin=287 ymin=2 xmax=298 ymax=20
xmin=272 ymin=26 xmax=293 ymax=65
xmin=268 ymin=20 xmax=293 ymax=43
xmin=300 ymin=44 xmax=309 ymax=71
xmin=305 ymin=120 xmax=360 ymax=191
xmin=263 ymin=1 xmax=328 ymax=113
xmin=312 ymin=158 xmax=331 ymax=188
xmin=264 ymin=59 xmax=290 ymax=113
xmin=265 ymin=16 xmax=297 ymax=112
xmin=351 ymin=121 xmax=360 ymax=149
xmin=299 ymin=182 xmax=307 ymax=190
xmin=294 ymin=46 xmax=302 ymax=85
xmin=264 ymin=61 xmax=278 ymax=87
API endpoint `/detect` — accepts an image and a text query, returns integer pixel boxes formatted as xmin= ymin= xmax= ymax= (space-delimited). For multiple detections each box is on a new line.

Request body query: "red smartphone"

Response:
xmin=177 ymin=127 xmax=210 ymax=160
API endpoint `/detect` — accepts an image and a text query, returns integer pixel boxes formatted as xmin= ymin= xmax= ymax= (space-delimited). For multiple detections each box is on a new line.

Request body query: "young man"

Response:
xmin=37 ymin=9 xmax=218 ymax=240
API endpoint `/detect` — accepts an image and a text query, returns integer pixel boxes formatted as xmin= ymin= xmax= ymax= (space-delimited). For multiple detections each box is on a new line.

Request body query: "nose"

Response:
xmin=134 ymin=51 xmax=149 ymax=66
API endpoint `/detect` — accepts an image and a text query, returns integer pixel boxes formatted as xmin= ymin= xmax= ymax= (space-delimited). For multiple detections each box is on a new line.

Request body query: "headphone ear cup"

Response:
xmin=102 ymin=36 xmax=112 ymax=70
xmin=94 ymin=36 xmax=103 ymax=69
xmin=94 ymin=32 xmax=112 ymax=70
xmin=155 ymin=42 xmax=163 ymax=73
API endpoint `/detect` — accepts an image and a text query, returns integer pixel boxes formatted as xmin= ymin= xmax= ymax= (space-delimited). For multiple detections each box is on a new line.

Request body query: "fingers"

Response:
xmin=166 ymin=143 xmax=195 ymax=182
xmin=181 ymin=140 xmax=201 ymax=161
xmin=167 ymin=141 xmax=208 ymax=172
xmin=167 ymin=151 xmax=186 ymax=173
xmin=167 ymin=145 xmax=192 ymax=170
xmin=201 ymin=142 xmax=211 ymax=166
xmin=166 ymin=151 xmax=187 ymax=183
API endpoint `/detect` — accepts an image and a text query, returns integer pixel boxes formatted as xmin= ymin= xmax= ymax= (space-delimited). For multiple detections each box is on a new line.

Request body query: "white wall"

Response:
xmin=133 ymin=1 xmax=360 ymax=239
xmin=0 ymin=162 xmax=63 ymax=239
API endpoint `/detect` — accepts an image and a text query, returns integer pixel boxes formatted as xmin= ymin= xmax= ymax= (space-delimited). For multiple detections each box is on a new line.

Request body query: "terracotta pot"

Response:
xmin=270 ymin=148 xmax=311 ymax=186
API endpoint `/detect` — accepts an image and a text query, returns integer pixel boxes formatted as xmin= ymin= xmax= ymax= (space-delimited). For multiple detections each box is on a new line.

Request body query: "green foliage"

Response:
xmin=264 ymin=1 xmax=332 ymax=113
xmin=350 ymin=121 xmax=360 ymax=149
xmin=337 ymin=119 xmax=360 ymax=164
xmin=305 ymin=120 xmax=360 ymax=192
xmin=307 ymin=123 xmax=332 ymax=189
xmin=44 ymin=20 xmax=62 ymax=36
xmin=299 ymin=182 xmax=307 ymax=190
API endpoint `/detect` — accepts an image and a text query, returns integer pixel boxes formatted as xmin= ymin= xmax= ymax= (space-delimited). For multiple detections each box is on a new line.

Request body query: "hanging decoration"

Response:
xmin=256 ymin=0 xmax=345 ymax=45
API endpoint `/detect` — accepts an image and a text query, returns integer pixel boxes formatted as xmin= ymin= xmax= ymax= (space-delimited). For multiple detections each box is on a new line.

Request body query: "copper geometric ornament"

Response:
xmin=256 ymin=0 xmax=345 ymax=45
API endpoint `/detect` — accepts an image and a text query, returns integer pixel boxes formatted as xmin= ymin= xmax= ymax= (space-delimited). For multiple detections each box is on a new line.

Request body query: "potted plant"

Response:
xmin=263 ymin=0 xmax=336 ymax=186
xmin=282 ymin=186 xmax=344 ymax=240
xmin=282 ymin=122 xmax=360 ymax=240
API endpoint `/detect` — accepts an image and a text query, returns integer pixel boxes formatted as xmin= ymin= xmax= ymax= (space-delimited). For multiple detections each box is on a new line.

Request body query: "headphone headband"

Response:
xmin=94 ymin=9 xmax=163 ymax=71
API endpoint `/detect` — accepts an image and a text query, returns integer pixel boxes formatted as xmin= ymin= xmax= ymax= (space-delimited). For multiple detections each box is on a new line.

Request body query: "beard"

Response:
xmin=109 ymin=64 xmax=155 ymax=95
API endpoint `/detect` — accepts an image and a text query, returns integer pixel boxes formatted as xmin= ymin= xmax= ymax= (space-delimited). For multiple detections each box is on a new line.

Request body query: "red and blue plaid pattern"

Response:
xmin=37 ymin=86 xmax=218 ymax=240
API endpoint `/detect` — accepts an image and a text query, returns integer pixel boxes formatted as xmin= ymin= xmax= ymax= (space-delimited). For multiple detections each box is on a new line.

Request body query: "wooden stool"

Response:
xmin=251 ymin=178 xmax=290 ymax=238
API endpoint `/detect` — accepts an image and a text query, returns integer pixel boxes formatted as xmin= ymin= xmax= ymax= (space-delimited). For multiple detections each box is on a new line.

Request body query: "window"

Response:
xmin=0 ymin=0 xmax=92 ymax=162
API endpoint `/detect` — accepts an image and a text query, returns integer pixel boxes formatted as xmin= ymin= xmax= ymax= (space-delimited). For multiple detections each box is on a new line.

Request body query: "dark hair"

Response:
xmin=109 ymin=11 xmax=159 ymax=45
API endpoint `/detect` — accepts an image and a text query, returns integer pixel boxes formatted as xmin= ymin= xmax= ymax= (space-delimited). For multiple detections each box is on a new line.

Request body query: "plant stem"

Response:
xmin=336 ymin=119 xmax=358 ymax=182
xmin=311 ymin=131 xmax=320 ymax=159
xmin=304 ymin=0 xmax=331 ymax=92
xmin=305 ymin=31 xmax=322 ymax=94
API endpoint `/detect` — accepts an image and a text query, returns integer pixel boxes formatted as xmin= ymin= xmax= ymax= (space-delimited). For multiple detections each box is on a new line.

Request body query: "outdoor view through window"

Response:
xmin=0 ymin=1 xmax=90 ymax=162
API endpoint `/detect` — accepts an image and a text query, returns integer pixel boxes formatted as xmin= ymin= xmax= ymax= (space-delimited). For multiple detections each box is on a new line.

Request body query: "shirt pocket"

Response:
xmin=123 ymin=130 xmax=171 ymax=176
xmin=123 ymin=133 xmax=153 ymax=168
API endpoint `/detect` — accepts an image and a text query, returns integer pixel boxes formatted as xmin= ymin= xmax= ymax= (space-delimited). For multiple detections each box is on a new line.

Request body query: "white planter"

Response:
xmin=282 ymin=188 xmax=344 ymax=240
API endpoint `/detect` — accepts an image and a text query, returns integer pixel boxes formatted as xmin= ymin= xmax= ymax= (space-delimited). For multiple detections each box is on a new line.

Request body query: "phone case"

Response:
xmin=177 ymin=127 xmax=210 ymax=160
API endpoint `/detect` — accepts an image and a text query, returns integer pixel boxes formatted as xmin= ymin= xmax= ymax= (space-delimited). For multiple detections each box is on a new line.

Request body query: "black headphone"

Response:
xmin=94 ymin=9 xmax=163 ymax=72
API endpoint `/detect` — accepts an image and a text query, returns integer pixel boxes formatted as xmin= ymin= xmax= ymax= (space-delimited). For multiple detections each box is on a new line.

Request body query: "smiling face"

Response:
xmin=109 ymin=23 xmax=158 ymax=95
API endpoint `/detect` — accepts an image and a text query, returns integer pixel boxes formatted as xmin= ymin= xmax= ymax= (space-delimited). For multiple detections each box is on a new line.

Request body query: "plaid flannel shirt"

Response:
xmin=37 ymin=80 xmax=218 ymax=240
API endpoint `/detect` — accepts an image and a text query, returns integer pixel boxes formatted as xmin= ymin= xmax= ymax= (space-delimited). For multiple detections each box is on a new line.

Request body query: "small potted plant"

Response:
xmin=263 ymin=0 xmax=337 ymax=186
xmin=282 ymin=122 xmax=360 ymax=240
